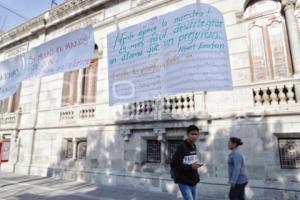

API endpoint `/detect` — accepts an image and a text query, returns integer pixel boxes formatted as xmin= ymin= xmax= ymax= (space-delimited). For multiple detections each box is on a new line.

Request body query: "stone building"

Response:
xmin=0 ymin=0 xmax=300 ymax=199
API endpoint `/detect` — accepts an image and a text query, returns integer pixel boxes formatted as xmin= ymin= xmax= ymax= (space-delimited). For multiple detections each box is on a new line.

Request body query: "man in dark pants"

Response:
xmin=171 ymin=125 xmax=203 ymax=200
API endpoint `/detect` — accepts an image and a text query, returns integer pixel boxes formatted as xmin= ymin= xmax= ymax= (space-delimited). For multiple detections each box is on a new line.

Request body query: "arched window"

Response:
xmin=62 ymin=44 xmax=99 ymax=106
xmin=244 ymin=0 xmax=292 ymax=82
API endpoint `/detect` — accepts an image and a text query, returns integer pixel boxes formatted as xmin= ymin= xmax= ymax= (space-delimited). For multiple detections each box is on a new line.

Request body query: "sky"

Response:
xmin=0 ymin=0 xmax=65 ymax=32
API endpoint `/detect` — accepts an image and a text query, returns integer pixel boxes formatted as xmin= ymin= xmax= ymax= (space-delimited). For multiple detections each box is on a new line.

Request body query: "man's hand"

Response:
xmin=191 ymin=163 xmax=202 ymax=171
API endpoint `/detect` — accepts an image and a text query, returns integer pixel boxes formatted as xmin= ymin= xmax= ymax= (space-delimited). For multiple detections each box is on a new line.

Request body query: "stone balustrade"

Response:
xmin=163 ymin=94 xmax=195 ymax=113
xmin=0 ymin=113 xmax=17 ymax=124
xmin=60 ymin=105 xmax=96 ymax=123
xmin=252 ymin=84 xmax=296 ymax=106
xmin=0 ymin=112 xmax=20 ymax=129
xmin=79 ymin=107 xmax=96 ymax=120
xmin=122 ymin=93 xmax=196 ymax=120
xmin=126 ymin=100 xmax=156 ymax=117
xmin=60 ymin=110 xmax=75 ymax=121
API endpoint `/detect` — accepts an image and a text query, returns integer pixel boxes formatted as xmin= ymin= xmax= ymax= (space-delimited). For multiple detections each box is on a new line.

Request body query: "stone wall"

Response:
xmin=0 ymin=0 xmax=300 ymax=199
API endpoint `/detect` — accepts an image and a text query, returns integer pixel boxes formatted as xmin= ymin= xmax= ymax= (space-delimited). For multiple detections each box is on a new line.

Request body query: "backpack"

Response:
xmin=170 ymin=142 xmax=189 ymax=180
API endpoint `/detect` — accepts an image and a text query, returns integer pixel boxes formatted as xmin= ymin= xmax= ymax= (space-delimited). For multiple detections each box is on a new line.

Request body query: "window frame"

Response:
xmin=278 ymin=138 xmax=300 ymax=169
xmin=146 ymin=140 xmax=161 ymax=163
xmin=63 ymin=138 xmax=73 ymax=159
xmin=62 ymin=70 xmax=79 ymax=107
xmin=0 ymin=85 xmax=22 ymax=114
xmin=76 ymin=138 xmax=87 ymax=160
xmin=166 ymin=139 xmax=183 ymax=164
xmin=245 ymin=3 xmax=293 ymax=82
xmin=61 ymin=44 xmax=99 ymax=107
xmin=81 ymin=58 xmax=98 ymax=104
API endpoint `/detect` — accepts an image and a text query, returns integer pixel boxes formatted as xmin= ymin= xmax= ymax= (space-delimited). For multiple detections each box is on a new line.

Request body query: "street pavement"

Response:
xmin=0 ymin=172 xmax=181 ymax=200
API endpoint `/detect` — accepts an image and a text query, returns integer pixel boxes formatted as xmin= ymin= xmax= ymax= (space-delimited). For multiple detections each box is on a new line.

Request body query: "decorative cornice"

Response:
xmin=3 ymin=43 xmax=28 ymax=60
xmin=0 ymin=0 xmax=110 ymax=51
xmin=154 ymin=128 xmax=166 ymax=141
xmin=0 ymin=0 xmax=169 ymax=53
xmin=122 ymin=129 xmax=132 ymax=141
xmin=282 ymin=0 xmax=297 ymax=10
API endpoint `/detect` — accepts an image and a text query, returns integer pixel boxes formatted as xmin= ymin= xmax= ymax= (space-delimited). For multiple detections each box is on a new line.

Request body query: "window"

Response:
xmin=147 ymin=140 xmax=161 ymax=163
xmin=62 ymin=44 xmax=99 ymax=106
xmin=76 ymin=139 xmax=87 ymax=160
xmin=166 ymin=140 xmax=182 ymax=163
xmin=244 ymin=0 xmax=292 ymax=82
xmin=278 ymin=138 xmax=300 ymax=169
xmin=62 ymin=70 xmax=79 ymax=106
xmin=63 ymin=138 xmax=73 ymax=159
xmin=296 ymin=2 xmax=300 ymax=36
xmin=145 ymin=137 xmax=184 ymax=164
xmin=11 ymin=86 xmax=21 ymax=112
xmin=62 ymin=137 xmax=87 ymax=160
xmin=81 ymin=58 xmax=98 ymax=104
xmin=0 ymin=86 xmax=21 ymax=113
xmin=0 ymin=98 xmax=9 ymax=114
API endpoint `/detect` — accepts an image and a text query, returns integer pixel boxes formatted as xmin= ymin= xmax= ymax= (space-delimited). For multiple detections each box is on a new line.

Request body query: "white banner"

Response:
xmin=0 ymin=26 xmax=95 ymax=100
xmin=107 ymin=3 xmax=232 ymax=105
xmin=0 ymin=55 xmax=26 ymax=99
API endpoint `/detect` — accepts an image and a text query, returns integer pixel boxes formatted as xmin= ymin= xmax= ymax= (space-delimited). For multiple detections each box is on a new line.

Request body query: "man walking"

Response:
xmin=171 ymin=125 xmax=202 ymax=200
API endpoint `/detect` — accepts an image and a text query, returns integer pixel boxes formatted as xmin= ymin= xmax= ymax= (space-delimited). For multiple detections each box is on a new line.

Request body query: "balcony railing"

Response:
xmin=122 ymin=93 xmax=199 ymax=121
xmin=37 ymin=79 xmax=300 ymax=127
xmin=126 ymin=100 xmax=156 ymax=117
xmin=0 ymin=111 xmax=21 ymax=129
xmin=59 ymin=105 xmax=96 ymax=123
xmin=252 ymin=83 xmax=296 ymax=106
xmin=163 ymin=94 xmax=195 ymax=113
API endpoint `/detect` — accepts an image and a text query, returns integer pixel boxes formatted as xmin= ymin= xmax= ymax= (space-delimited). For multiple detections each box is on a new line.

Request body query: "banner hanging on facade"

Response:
xmin=107 ymin=3 xmax=232 ymax=105
xmin=0 ymin=26 xmax=95 ymax=100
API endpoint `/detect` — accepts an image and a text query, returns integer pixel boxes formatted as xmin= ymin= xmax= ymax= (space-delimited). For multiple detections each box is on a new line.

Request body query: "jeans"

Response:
xmin=178 ymin=183 xmax=197 ymax=200
xmin=229 ymin=182 xmax=248 ymax=200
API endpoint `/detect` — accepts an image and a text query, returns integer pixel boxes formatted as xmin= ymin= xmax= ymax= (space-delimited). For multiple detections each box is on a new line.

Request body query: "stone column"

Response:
xmin=283 ymin=0 xmax=300 ymax=74
xmin=154 ymin=128 xmax=166 ymax=166
xmin=7 ymin=96 xmax=13 ymax=112
xmin=76 ymin=69 xmax=84 ymax=104
xmin=72 ymin=138 xmax=77 ymax=160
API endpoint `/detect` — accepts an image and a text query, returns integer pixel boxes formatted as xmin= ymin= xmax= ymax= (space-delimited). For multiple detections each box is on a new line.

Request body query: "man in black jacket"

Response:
xmin=171 ymin=125 xmax=202 ymax=200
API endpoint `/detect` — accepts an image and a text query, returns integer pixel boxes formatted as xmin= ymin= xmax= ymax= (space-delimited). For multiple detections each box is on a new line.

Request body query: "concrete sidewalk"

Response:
xmin=0 ymin=172 xmax=181 ymax=200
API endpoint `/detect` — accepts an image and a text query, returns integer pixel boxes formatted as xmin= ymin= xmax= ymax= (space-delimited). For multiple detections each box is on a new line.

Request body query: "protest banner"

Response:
xmin=0 ymin=26 xmax=94 ymax=100
xmin=107 ymin=3 xmax=232 ymax=105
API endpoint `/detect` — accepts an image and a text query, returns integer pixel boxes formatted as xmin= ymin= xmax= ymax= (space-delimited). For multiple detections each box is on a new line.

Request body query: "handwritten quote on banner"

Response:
xmin=0 ymin=26 xmax=94 ymax=100
xmin=107 ymin=3 xmax=232 ymax=105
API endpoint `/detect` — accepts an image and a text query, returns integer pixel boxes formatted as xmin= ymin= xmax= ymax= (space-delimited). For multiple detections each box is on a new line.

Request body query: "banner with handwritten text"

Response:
xmin=107 ymin=3 xmax=232 ymax=105
xmin=0 ymin=26 xmax=94 ymax=100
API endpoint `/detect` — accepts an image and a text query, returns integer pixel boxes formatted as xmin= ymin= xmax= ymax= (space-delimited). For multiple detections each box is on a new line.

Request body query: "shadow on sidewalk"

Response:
xmin=0 ymin=176 xmax=50 ymax=188
xmin=14 ymin=186 xmax=179 ymax=200
xmin=0 ymin=174 xmax=179 ymax=200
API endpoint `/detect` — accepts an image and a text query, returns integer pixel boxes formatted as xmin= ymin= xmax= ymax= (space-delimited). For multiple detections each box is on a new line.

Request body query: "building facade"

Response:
xmin=0 ymin=0 xmax=300 ymax=199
